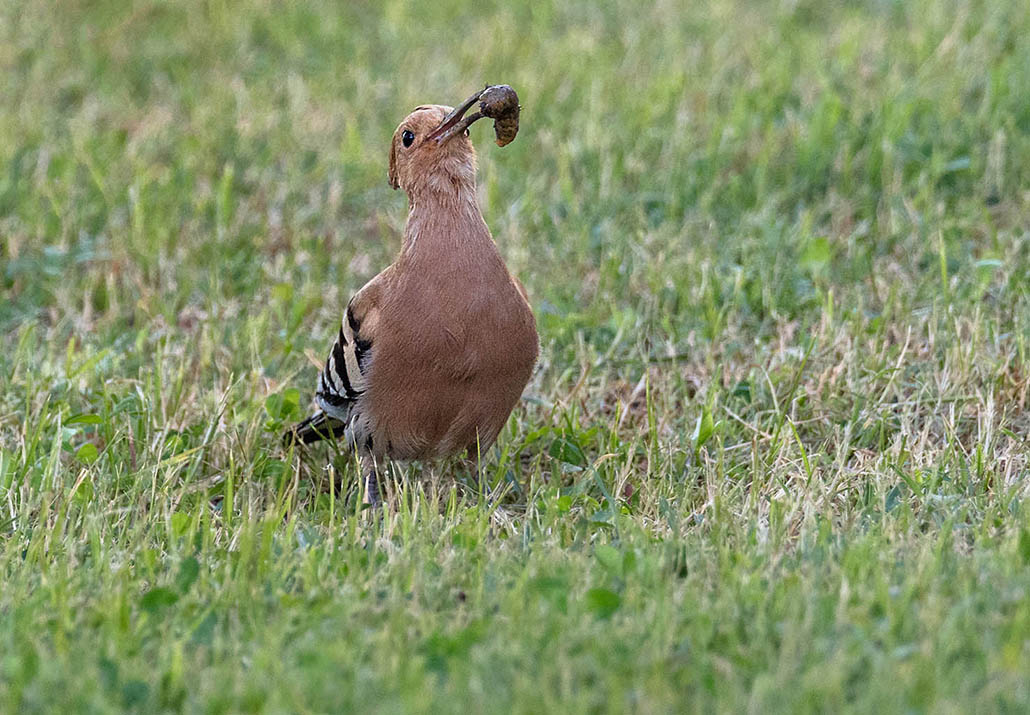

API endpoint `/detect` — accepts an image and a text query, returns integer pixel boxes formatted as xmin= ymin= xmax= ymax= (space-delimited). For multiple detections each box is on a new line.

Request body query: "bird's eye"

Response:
xmin=402 ymin=130 xmax=415 ymax=148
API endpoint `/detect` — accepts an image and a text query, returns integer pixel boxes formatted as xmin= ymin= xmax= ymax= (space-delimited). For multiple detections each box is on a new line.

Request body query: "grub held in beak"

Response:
xmin=428 ymin=85 xmax=520 ymax=147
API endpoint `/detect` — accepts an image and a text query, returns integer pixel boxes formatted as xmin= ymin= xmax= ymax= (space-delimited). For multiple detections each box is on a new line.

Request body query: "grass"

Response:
xmin=1 ymin=0 xmax=1029 ymax=711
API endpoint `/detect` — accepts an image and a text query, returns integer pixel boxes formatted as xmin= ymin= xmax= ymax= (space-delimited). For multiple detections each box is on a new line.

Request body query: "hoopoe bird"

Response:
xmin=284 ymin=86 xmax=538 ymax=505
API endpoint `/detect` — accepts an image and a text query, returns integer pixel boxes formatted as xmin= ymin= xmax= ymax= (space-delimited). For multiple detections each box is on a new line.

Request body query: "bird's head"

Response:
xmin=388 ymin=104 xmax=478 ymax=196
xmin=388 ymin=92 xmax=498 ymax=196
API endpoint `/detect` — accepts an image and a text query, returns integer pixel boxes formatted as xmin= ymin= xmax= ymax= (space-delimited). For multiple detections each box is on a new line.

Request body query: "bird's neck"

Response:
xmin=401 ymin=186 xmax=496 ymax=265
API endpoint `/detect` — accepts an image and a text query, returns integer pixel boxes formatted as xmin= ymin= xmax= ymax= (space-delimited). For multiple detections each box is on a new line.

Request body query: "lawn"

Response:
xmin=1 ymin=0 xmax=1029 ymax=711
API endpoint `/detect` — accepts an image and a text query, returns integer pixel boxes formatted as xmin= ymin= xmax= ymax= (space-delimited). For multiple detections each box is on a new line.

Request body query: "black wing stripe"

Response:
xmin=355 ymin=336 xmax=372 ymax=368
xmin=320 ymin=391 xmax=349 ymax=408
xmin=320 ymin=364 xmax=335 ymax=395
xmin=341 ymin=305 xmax=371 ymax=389
xmin=316 ymin=305 xmax=370 ymax=411
xmin=347 ymin=307 xmax=361 ymax=335
xmin=331 ymin=333 xmax=360 ymax=399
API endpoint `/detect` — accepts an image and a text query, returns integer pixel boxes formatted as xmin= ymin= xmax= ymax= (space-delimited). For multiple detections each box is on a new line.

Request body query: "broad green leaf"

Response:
xmin=692 ymin=407 xmax=716 ymax=451
xmin=800 ymin=236 xmax=831 ymax=274
xmin=585 ymin=588 xmax=621 ymax=619
xmin=75 ymin=442 xmax=99 ymax=464
xmin=170 ymin=512 xmax=191 ymax=537
xmin=140 ymin=587 xmax=179 ymax=613
xmin=176 ymin=557 xmax=200 ymax=593
xmin=548 ymin=437 xmax=586 ymax=467
xmin=66 ymin=413 xmax=103 ymax=425
xmin=595 ymin=545 xmax=622 ymax=577
xmin=1019 ymin=530 xmax=1030 ymax=564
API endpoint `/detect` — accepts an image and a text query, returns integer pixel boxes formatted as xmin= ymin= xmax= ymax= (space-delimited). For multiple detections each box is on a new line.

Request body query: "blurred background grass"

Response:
xmin=4 ymin=0 xmax=1027 ymax=347
xmin=1 ymin=0 xmax=1029 ymax=712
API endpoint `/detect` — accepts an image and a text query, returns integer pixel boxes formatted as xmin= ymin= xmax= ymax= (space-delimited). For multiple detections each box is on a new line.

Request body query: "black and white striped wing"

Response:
xmin=315 ymin=301 xmax=373 ymax=420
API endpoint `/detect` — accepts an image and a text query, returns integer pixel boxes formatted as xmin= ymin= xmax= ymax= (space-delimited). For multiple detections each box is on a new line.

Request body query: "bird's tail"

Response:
xmin=282 ymin=411 xmax=347 ymax=447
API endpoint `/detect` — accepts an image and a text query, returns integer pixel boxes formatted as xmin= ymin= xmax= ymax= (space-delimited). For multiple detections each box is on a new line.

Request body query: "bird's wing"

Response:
xmin=315 ymin=285 xmax=379 ymax=421
xmin=284 ymin=274 xmax=387 ymax=448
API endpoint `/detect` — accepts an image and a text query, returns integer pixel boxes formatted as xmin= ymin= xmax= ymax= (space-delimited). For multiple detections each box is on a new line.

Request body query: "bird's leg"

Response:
xmin=360 ymin=451 xmax=382 ymax=507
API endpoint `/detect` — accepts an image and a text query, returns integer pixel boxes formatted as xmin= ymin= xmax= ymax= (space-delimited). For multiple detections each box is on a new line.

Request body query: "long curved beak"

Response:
xmin=426 ymin=88 xmax=488 ymax=144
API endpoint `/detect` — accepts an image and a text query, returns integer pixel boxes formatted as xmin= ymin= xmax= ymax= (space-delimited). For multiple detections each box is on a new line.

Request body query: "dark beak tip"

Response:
xmin=429 ymin=87 xmax=490 ymax=144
